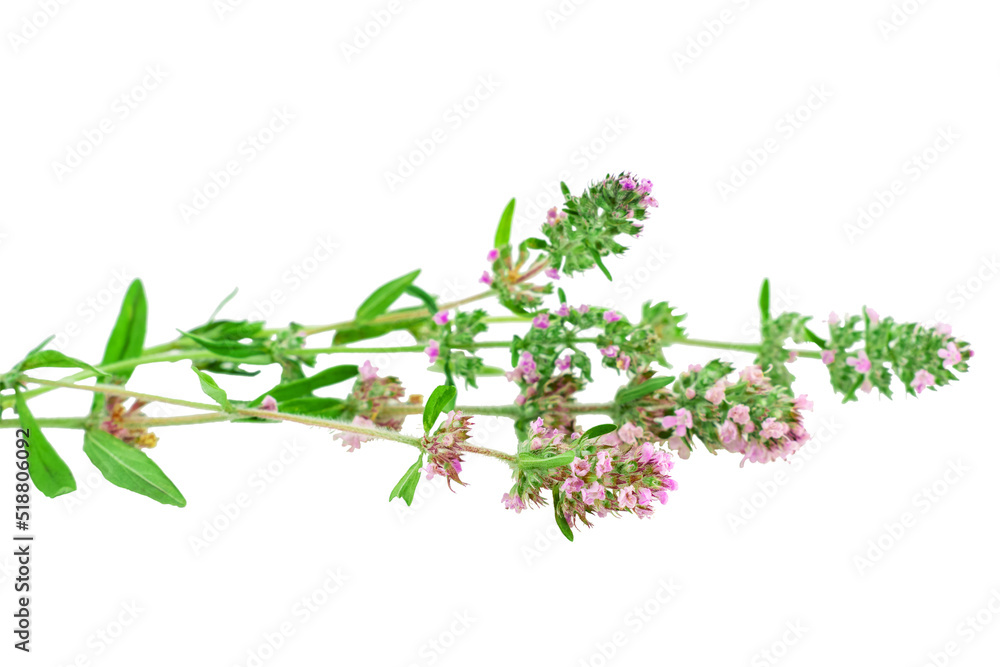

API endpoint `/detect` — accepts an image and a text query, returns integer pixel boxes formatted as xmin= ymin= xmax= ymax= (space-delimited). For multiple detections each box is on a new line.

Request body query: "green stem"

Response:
xmin=0 ymin=417 xmax=89 ymax=429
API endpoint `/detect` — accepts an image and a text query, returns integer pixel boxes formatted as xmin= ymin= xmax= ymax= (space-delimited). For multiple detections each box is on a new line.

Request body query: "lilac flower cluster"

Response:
xmin=347 ymin=360 xmax=409 ymax=430
xmin=503 ymin=419 xmax=677 ymax=529
xmin=422 ymin=409 xmax=473 ymax=489
xmin=100 ymin=395 xmax=159 ymax=449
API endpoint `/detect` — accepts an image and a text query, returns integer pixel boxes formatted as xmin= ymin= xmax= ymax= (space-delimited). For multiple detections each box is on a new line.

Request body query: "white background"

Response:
xmin=2 ymin=1 xmax=999 ymax=665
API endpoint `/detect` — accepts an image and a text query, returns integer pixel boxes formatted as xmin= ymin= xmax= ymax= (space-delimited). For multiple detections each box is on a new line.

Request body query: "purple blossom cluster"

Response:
xmin=422 ymin=409 xmax=473 ymax=489
xmin=503 ymin=419 xmax=677 ymax=530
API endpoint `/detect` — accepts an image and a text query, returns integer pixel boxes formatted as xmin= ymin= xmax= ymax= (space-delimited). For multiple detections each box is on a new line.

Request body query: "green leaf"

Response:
xmin=207 ymin=287 xmax=239 ymax=322
xmin=759 ymin=278 xmax=771 ymax=324
xmin=253 ymin=365 xmax=358 ymax=405
xmin=332 ymin=314 xmax=424 ymax=345
xmin=804 ymin=327 xmax=826 ymax=348
xmin=404 ymin=284 xmax=438 ymax=315
xmin=178 ymin=330 xmax=268 ymax=359
xmin=13 ymin=390 xmax=76 ymax=498
xmin=616 ymin=376 xmax=674 ymax=404
xmin=560 ymin=181 xmax=571 ymax=198
xmin=517 ymin=451 xmax=576 ymax=470
xmin=188 ymin=319 xmax=264 ymax=341
xmin=552 ymin=489 xmax=574 ymax=542
xmin=388 ymin=452 xmax=424 ymax=506
xmin=423 ymin=384 xmax=457 ymax=433
xmin=524 ymin=237 xmax=548 ymax=250
xmin=582 ymin=424 xmax=618 ymax=440
xmin=557 ymin=288 xmax=567 ymax=304
xmin=276 ymin=397 xmax=347 ymax=418
xmin=588 ymin=247 xmax=613 ymax=281
xmin=356 ymin=269 xmax=421 ymax=324
xmin=91 ymin=279 xmax=147 ymax=411
xmin=18 ymin=350 xmax=103 ymax=375
xmin=83 ymin=430 xmax=186 ymax=507
xmin=494 ymin=198 xmax=516 ymax=248
xmin=191 ymin=366 xmax=232 ymax=411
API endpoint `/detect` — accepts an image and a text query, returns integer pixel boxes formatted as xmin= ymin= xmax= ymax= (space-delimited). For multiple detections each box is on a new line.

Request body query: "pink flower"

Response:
xmin=935 ymin=323 xmax=952 ymax=335
xmin=479 ymin=271 xmax=492 ymax=285
xmin=582 ymin=482 xmax=605 ymax=505
xmin=739 ymin=365 xmax=765 ymax=385
xmin=625 ymin=209 xmax=635 ymax=219
xmin=424 ymin=339 xmax=440 ymax=363
xmin=719 ymin=420 xmax=737 ymax=443
xmin=561 ymin=476 xmax=584 ymax=494
xmin=684 ymin=388 xmax=696 ymax=399
xmin=595 ymin=450 xmax=613 ymax=476
xmin=667 ymin=437 xmax=691 ymax=459
xmin=260 ymin=395 xmax=278 ymax=412
xmin=599 ymin=345 xmax=619 ymax=358
xmin=619 ymin=422 xmax=645 ymax=445
xmin=655 ymin=489 xmax=669 ymax=504
xmin=705 ymin=382 xmax=726 ymax=406
xmin=501 ymin=492 xmax=526 ymax=513
xmin=432 ymin=310 xmax=450 ymax=325
xmin=619 ymin=177 xmax=637 ymax=191
xmin=604 ymin=310 xmax=621 ymax=323
xmin=545 ymin=268 xmax=560 ymax=280
xmin=637 ymin=442 xmax=656 ymax=463
xmin=641 ymin=196 xmax=658 ymax=208
xmin=617 ymin=354 xmax=631 ymax=371
xmin=828 ymin=311 xmax=840 ymax=325
xmin=846 ymin=350 xmax=871 ymax=373
xmin=760 ymin=418 xmax=789 ymax=440
xmin=728 ymin=404 xmax=751 ymax=425
xmin=545 ymin=207 xmax=567 ymax=226
xmin=688 ymin=364 xmax=703 ymax=373
xmin=487 ymin=248 xmax=500 ymax=262
xmin=795 ymin=394 xmax=814 ymax=411
xmin=637 ymin=488 xmax=654 ymax=506
xmin=578 ymin=304 xmax=590 ymax=314
xmin=617 ymin=486 xmax=638 ymax=509
xmin=532 ymin=313 xmax=550 ymax=329
xmin=514 ymin=394 xmax=526 ymax=406
xmin=571 ymin=457 xmax=591 ymax=477
xmin=556 ymin=303 xmax=571 ymax=317
xmin=638 ymin=178 xmax=653 ymax=194
xmin=359 ymin=360 xmax=379 ymax=381
xmin=911 ymin=369 xmax=936 ymax=394
xmin=866 ymin=307 xmax=880 ymax=325
xmin=938 ymin=342 xmax=961 ymax=367
xmin=788 ymin=350 xmax=799 ymax=362
xmin=821 ymin=350 xmax=835 ymax=365
xmin=529 ymin=417 xmax=546 ymax=435
xmin=660 ymin=408 xmax=693 ymax=437
xmin=335 ymin=416 xmax=375 ymax=452
xmin=555 ymin=355 xmax=572 ymax=372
